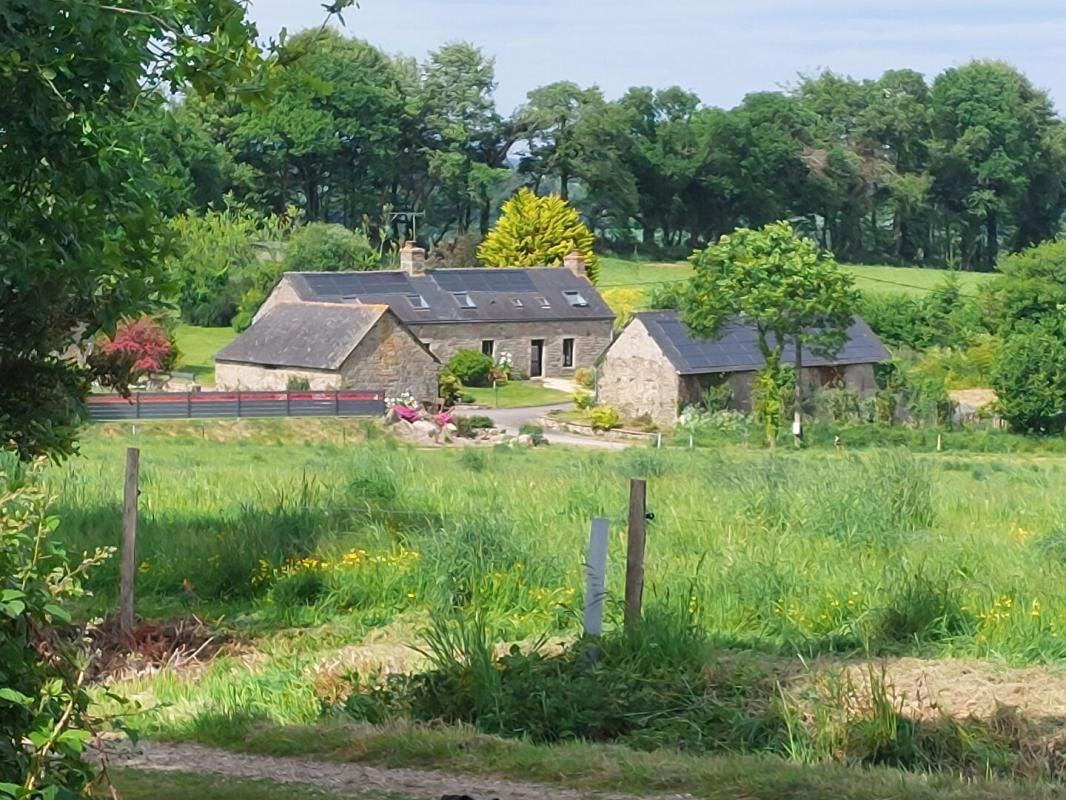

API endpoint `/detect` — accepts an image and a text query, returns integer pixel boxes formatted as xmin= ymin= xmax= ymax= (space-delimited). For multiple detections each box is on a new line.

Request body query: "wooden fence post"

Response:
xmin=119 ymin=447 xmax=139 ymax=636
xmin=583 ymin=517 xmax=609 ymax=637
xmin=624 ymin=478 xmax=647 ymax=632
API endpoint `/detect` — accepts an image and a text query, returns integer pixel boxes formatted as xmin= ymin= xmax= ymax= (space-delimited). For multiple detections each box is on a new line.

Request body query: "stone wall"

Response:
xmin=679 ymin=363 xmax=880 ymax=414
xmin=215 ymin=313 xmax=439 ymax=400
xmin=340 ymin=313 xmax=439 ymax=401
xmin=252 ymin=276 xmax=302 ymax=325
xmin=215 ymin=361 xmax=343 ymax=391
xmin=596 ymin=320 xmax=679 ymax=427
xmin=408 ymin=319 xmax=613 ymax=378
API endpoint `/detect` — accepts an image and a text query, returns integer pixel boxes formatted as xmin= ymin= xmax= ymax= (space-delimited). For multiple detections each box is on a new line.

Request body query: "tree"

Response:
xmin=478 ymin=189 xmax=599 ymax=281
xmin=680 ymin=221 xmax=859 ymax=445
xmin=991 ymin=322 xmax=1066 ymax=434
xmin=284 ymin=223 xmax=379 ymax=272
xmin=983 ymin=240 xmax=1066 ymax=334
xmin=0 ymin=0 xmax=358 ymax=460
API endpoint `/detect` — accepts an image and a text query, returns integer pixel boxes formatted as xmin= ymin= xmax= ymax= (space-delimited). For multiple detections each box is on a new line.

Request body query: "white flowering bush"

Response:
xmin=493 ymin=351 xmax=514 ymax=381
xmin=678 ymin=406 xmax=750 ymax=435
xmin=385 ymin=390 xmax=417 ymax=410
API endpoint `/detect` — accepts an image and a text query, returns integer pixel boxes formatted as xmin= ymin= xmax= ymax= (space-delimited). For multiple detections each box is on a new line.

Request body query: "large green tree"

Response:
xmin=0 ymin=0 xmax=350 ymax=460
xmin=681 ymin=221 xmax=859 ymax=444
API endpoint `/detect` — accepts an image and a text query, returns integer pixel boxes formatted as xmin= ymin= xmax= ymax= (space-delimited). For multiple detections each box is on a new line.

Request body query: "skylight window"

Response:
xmin=407 ymin=294 xmax=429 ymax=309
xmin=511 ymin=298 xmax=524 ymax=307
xmin=535 ymin=295 xmax=551 ymax=309
xmin=452 ymin=292 xmax=476 ymax=309
xmin=563 ymin=290 xmax=589 ymax=308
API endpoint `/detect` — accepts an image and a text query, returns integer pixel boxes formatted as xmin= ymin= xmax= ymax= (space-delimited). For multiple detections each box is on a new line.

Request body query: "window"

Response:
xmin=407 ymin=294 xmax=429 ymax=309
xmin=535 ymin=295 xmax=551 ymax=309
xmin=562 ymin=338 xmax=575 ymax=368
xmin=481 ymin=340 xmax=495 ymax=357
xmin=563 ymin=290 xmax=588 ymax=307
xmin=510 ymin=297 xmax=524 ymax=307
xmin=452 ymin=292 xmax=476 ymax=309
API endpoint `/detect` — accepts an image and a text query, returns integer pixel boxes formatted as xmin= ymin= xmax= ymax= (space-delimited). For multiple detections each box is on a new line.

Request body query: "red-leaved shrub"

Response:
xmin=99 ymin=316 xmax=176 ymax=376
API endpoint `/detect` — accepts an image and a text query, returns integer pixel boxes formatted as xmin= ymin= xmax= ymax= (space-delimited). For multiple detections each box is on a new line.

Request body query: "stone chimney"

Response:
xmin=400 ymin=241 xmax=426 ymax=276
xmin=564 ymin=250 xmax=586 ymax=278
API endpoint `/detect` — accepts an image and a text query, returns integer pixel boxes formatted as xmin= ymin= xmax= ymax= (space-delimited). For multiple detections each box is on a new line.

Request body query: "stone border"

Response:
xmin=537 ymin=415 xmax=659 ymax=443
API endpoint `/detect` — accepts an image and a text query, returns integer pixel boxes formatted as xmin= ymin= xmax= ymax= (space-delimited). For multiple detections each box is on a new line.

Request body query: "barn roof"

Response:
xmin=633 ymin=310 xmax=889 ymax=376
xmin=283 ymin=268 xmax=615 ymax=325
xmin=215 ymin=303 xmax=390 ymax=370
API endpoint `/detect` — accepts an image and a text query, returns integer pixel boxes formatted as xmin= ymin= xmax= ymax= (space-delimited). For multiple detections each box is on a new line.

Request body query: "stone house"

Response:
xmin=253 ymin=245 xmax=615 ymax=379
xmin=214 ymin=302 xmax=439 ymax=400
xmin=598 ymin=310 xmax=889 ymax=427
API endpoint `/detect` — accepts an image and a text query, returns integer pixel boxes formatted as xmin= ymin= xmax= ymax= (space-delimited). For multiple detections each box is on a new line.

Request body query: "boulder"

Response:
xmin=517 ymin=434 xmax=535 ymax=447
xmin=411 ymin=419 xmax=440 ymax=441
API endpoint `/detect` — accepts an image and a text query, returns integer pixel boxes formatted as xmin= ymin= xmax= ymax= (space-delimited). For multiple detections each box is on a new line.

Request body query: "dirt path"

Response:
xmin=102 ymin=740 xmax=678 ymax=800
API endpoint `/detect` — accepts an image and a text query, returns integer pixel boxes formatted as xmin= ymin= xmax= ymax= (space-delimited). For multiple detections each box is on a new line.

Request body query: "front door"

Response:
xmin=530 ymin=339 xmax=544 ymax=378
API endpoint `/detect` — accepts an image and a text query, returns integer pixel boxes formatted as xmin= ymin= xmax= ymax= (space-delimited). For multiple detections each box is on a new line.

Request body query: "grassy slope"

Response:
xmin=173 ymin=323 xmax=237 ymax=385
xmin=598 ymin=256 xmax=996 ymax=297
xmin=465 ymin=381 xmax=570 ymax=408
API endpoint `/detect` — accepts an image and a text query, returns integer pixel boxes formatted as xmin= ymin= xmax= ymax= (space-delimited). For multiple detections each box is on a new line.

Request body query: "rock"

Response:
xmin=516 ymin=434 xmax=534 ymax=447
xmin=384 ymin=407 xmax=399 ymax=425
xmin=411 ymin=420 xmax=440 ymax=441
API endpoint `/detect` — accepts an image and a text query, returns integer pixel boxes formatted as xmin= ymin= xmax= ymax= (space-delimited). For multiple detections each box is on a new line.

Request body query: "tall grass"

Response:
xmin=47 ymin=425 xmax=1066 ymax=663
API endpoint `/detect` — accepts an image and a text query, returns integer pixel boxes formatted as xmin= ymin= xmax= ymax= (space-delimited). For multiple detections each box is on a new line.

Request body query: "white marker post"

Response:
xmin=583 ymin=517 xmax=609 ymax=637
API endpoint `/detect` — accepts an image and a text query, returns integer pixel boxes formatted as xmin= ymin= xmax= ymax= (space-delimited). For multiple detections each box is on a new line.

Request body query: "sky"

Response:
xmin=246 ymin=0 xmax=1066 ymax=114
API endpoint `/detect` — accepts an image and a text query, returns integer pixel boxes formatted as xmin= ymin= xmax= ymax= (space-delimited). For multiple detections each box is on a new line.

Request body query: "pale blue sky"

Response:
xmin=247 ymin=0 xmax=1066 ymax=113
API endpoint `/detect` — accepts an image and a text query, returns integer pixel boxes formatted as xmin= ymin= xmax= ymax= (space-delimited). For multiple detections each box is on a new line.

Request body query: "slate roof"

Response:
xmin=283 ymin=268 xmax=615 ymax=325
xmin=633 ymin=310 xmax=889 ymax=376
xmin=215 ymin=303 xmax=389 ymax=370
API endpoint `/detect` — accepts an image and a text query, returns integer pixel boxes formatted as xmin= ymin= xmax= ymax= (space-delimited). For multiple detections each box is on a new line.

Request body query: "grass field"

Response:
xmin=27 ymin=419 xmax=1066 ymax=792
xmin=598 ymin=256 xmax=997 ymax=297
xmin=173 ymin=323 xmax=236 ymax=385
xmin=464 ymin=380 xmax=569 ymax=408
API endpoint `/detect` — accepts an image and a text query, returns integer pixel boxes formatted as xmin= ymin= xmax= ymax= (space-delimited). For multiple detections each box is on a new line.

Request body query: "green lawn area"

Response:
xmin=173 ymin=324 xmax=237 ymax=385
xmin=465 ymin=380 xmax=570 ymax=408
xmin=598 ymin=256 xmax=997 ymax=297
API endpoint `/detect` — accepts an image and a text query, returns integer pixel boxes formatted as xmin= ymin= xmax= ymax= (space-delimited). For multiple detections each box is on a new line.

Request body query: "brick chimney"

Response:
xmin=564 ymin=250 xmax=586 ymax=278
xmin=400 ymin=241 xmax=426 ymax=276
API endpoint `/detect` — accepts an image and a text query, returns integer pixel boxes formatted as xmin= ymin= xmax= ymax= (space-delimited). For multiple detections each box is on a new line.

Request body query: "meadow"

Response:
xmin=25 ymin=419 xmax=1066 ymax=792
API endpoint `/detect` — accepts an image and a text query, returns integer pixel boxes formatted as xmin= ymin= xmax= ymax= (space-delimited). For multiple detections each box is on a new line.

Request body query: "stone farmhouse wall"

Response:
xmin=216 ymin=314 xmax=438 ymax=400
xmin=409 ymin=319 xmax=613 ymax=378
xmin=596 ymin=319 xmax=680 ymax=427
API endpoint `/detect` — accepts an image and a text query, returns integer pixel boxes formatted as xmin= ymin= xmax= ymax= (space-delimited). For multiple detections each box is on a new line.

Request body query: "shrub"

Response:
xmin=286 ymin=377 xmax=310 ymax=392
xmin=700 ymin=382 xmax=733 ymax=413
xmin=284 ymin=222 xmax=379 ymax=272
xmin=646 ymin=280 xmax=685 ymax=310
xmin=97 ymin=315 xmax=177 ymax=378
xmin=600 ymin=287 xmax=643 ymax=330
xmin=991 ymin=323 xmax=1066 ymax=434
xmin=816 ymin=384 xmax=864 ymax=423
xmin=519 ymin=424 xmax=546 ymax=444
xmin=589 ymin=406 xmax=620 ymax=431
xmin=446 ymin=349 xmax=495 ymax=387
xmin=573 ymin=367 xmax=594 ymax=390
xmin=572 ymin=390 xmax=595 ymax=410
xmin=439 ymin=373 xmax=464 ymax=407
xmin=453 ymin=415 xmax=495 ymax=438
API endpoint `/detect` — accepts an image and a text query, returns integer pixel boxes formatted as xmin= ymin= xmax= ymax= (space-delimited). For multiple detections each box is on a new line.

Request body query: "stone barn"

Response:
xmin=252 ymin=244 xmax=615 ymax=379
xmin=214 ymin=303 xmax=439 ymax=400
xmin=597 ymin=310 xmax=889 ymax=427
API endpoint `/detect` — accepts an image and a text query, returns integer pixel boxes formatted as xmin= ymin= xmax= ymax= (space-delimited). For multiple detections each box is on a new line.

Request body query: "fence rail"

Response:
xmin=87 ymin=390 xmax=385 ymax=422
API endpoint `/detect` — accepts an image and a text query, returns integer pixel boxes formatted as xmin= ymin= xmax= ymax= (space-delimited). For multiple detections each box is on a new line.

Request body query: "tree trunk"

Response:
xmin=985 ymin=210 xmax=999 ymax=270
xmin=560 ymin=169 xmax=570 ymax=202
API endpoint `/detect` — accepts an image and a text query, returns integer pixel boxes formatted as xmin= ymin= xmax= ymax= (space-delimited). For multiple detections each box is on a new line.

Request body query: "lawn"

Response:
xmin=464 ymin=380 xmax=570 ymax=408
xmin=173 ymin=324 xmax=237 ymax=385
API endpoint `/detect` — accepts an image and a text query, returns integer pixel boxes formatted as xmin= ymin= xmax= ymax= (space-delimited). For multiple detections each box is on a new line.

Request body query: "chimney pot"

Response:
xmin=400 ymin=241 xmax=426 ymax=276
xmin=564 ymin=250 xmax=586 ymax=278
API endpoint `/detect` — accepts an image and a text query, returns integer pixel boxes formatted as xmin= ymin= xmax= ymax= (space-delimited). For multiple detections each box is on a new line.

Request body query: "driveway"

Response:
xmin=480 ymin=403 xmax=628 ymax=451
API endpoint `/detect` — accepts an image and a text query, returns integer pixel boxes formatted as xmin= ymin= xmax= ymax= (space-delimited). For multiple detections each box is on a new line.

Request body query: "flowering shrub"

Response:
xmin=491 ymin=351 xmax=514 ymax=382
xmin=385 ymin=390 xmax=417 ymax=410
xmin=589 ymin=406 xmax=620 ymax=431
xmin=97 ymin=315 xmax=177 ymax=377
